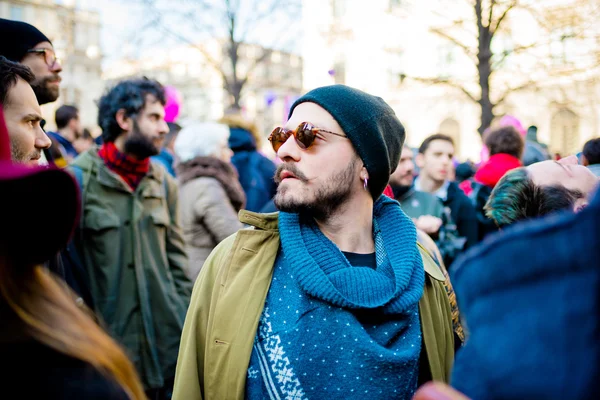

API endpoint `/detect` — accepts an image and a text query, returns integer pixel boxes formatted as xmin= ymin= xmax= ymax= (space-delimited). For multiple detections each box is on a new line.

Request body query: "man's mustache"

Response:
xmin=37 ymin=74 xmax=61 ymax=84
xmin=274 ymin=163 xmax=309 ymax=184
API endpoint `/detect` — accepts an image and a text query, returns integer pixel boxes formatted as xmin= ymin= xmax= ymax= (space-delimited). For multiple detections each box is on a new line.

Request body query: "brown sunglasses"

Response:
xmin=268 ymin=122 xmax=346 ymax=152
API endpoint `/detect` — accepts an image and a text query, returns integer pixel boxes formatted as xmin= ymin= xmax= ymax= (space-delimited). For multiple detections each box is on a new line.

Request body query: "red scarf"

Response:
xmin=98 ymin=142 xmax=150 ymax=190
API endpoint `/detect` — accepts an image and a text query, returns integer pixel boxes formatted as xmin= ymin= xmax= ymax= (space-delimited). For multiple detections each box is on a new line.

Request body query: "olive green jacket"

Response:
xmin=173 ymin=211 xmax=454 ymax=399
xmin=70 ymin=149 xmax=193 ymax=389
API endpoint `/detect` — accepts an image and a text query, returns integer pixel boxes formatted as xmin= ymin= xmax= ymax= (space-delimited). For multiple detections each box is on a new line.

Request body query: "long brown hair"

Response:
xmin=0 ymin=255 xmax=146 ymax=399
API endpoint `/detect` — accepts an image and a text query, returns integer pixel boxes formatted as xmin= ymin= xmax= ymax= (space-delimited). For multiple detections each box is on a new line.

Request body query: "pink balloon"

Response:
xmin=498 ymin=115 xmax=526 ymax=136
xmin=164 ymin=86 xmax=182 ymax=123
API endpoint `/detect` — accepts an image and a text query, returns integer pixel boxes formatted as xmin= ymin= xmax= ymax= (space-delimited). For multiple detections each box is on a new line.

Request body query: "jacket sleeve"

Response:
xmin=172 ymin=235 xmax=237 ymax=400
xmin=458 ymin=198 xmax=480 ymax=249
xmin=164 ymin=173 xmax=194 ymax=301
xmin=194 ymin=180 xmax=244 ymax=244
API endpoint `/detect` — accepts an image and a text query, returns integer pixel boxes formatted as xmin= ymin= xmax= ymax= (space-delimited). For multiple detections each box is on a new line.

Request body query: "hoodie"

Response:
xmin=474 ymin=153 xmax=522 ymax=188
xmin=228 ymin=127 xmax=277 ymax=212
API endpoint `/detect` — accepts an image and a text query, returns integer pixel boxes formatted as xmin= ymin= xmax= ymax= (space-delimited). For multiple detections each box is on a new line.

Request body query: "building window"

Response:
xmin=271 ymin=51 xmax=281 ymax=63
xmin=551 ymin=108 xmax=579 ymax=155
xmin=389 ymin=0 xmax=414 ymax=12
xmin=10 ymin=5 xmax=24 ymax=21
xmin=332 ymin=60 xmax=346 ymax=85
xmin=436 ymin=45 xmax=455 ymax=79
xmin=389 ymin=0 xmax=402 ymax=9
xmin=331 ymin=0 xmax=347 ymax=19
xmin=438 ymin=118 xmax=461 ymax=155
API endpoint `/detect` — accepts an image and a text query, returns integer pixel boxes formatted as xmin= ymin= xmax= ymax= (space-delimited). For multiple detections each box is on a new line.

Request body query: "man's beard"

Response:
xmin=31 ymin=75 xmax=60 ymax=105
xmin=123 ymin=121 xmax=160 ymax=159
xmin=10 ymin=141 xmax=41 ymax=164
xmin=274 ymin=157 xmax=358 ymax=220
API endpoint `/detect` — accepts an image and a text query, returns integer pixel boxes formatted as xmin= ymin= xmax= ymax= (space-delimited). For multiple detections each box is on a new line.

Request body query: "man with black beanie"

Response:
xmin=0 ymin=18 xmax=62 ymax=105
xmin=173 ymin=84 xmax=454 ymax=399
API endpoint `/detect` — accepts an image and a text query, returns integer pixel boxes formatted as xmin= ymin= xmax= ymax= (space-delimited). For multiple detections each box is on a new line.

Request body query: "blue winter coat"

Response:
xmin=451 ymin=189 xmax=600 ymax=399
xmin=228 ymin=127 xmax=277 ymax=212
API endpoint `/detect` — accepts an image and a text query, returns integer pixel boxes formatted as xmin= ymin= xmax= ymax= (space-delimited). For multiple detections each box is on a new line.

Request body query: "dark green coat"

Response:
xmin=70 ymin=149 xmax=193 ymax=389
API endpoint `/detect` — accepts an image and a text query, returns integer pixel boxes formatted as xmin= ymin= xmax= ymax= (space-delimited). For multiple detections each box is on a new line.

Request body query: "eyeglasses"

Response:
xmin=268 ymin=122 xmax=347 ymax=152
xmin=26 ymin=48 xmax=60 ymax=68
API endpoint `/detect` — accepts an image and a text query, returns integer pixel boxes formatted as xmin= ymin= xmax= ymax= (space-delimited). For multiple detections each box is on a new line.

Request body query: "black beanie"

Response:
xmin=289 ymin=85 xmax=405 ymax=199
xmin=0 ymin=18 xmax=51 ymax=62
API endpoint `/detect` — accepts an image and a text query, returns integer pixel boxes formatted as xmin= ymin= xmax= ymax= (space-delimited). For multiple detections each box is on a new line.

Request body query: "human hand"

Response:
xmin=414 ymin=215 xmax=443 ymax=234
xmin=412 ymin=382 xmax=470 ymax=400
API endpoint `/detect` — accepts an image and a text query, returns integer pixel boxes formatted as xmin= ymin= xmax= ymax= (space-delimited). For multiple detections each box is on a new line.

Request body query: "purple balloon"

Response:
xmin=265 ymin=91 xmax=277 ymax=107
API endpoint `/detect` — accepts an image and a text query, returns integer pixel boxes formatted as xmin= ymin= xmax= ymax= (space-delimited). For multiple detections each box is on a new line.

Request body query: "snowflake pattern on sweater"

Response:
xmin=245 ymin=253 xmax=421 ymax=400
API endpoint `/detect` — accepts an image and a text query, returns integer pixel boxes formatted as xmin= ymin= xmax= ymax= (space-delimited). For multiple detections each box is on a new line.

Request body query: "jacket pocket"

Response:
xmin=83 ymin=209 xmax=121 ymax=256
xmin=84 ymin=209 xmax=121 ymax=231
xmin=150 ymin=208 xmax=170 ymax=227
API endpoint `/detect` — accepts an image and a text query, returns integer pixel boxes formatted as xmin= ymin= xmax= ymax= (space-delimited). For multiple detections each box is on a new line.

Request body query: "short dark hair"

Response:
xmin=79 ymin=128 xmax=93 ymax=140
xmin=55 ymin=105 xmax=79 ymax=129
xmin=485 ymin=125 xmax=525 ymax=159
xmin=583 ymin=138 xmax=600 ymax=165
xmin=0 ymin=56 xmax=35 ymax=107
xmin=98 ymin=77 xmax=166 ymax=142
xmin=163 ymin=122 xmax=181 ymax=148
xmin=485 ymin=168 xmax=583 ymax=227
xmin=418 ymin=133 xmax=454 ymax=154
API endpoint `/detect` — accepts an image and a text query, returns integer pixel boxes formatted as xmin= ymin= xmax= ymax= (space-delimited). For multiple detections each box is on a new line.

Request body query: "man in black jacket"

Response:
xmin=415 ymin=134 xmax=479 ymax=250
xmin=0 ymin=21 xmax=93 ymax=308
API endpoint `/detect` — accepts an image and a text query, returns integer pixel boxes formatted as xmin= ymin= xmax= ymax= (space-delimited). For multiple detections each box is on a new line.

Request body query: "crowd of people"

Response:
xmin=1 ymin=17 xmax=600 ymax=400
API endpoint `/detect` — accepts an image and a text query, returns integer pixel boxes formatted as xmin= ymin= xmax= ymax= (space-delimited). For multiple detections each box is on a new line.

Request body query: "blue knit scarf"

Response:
xmin=246 ymin=196 xmax=425 ymax=399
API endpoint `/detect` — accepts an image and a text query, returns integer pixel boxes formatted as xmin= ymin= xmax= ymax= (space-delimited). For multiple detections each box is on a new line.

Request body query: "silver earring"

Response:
xmin=363 ymin=177 xmax=368 ymax=191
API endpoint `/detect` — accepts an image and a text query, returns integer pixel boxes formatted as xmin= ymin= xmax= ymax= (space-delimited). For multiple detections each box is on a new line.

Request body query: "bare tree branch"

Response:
xmin=239 ymin=0 xmax=299 ymax=40
xmin=494 ymin=81 xmax=536 ymax=105
xmin=430 ymin=27 xmax=478 ymax=62
xmin=411 ymin=76 xmax=478 ymax=103
xmin=491 ymin=0 xmax=517 ymax=37
xmin=487 ymin=0 xmax=496 ymax=30
xmin=491 ymin=43 xmax=537 ymax=70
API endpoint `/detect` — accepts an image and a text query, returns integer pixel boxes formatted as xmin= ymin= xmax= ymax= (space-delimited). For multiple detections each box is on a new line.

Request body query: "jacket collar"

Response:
xmin=239 ymin=210 xmax=279 ymax=231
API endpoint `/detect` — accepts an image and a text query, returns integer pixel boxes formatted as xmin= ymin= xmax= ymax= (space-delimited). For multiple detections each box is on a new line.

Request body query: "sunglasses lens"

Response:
xmin=295 ymin=123 xmax=316 ymax=149
xmin=269 ymin=128 xmax=289 ymax=152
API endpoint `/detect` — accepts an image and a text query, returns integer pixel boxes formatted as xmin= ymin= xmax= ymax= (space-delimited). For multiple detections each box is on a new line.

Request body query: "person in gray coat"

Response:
xmin=174 ymin=122 xmax=245 ymax=281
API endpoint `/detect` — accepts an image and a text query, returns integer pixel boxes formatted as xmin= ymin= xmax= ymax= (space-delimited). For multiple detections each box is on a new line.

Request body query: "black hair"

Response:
xmin=55 ymin=105 xmax=79 ymax=129
xmin=485 ymin=168 xmax=583 ymax=227
xmin=163 ymin=122 xmax=182 ymax=148
xmin=485 ymin=125 xmax=524 ymax=159
xmin=97 ymin=77 xmax=166 ymax=142
xmin=0 ymin=56 xmax=35 ymax=107
xmin=418 ymin=133 xmax=454 ymax=154
xmin=583 ymin=138 xmax=600 ymax=165
xmin=79 ymin=128 xmax=93 ymax=140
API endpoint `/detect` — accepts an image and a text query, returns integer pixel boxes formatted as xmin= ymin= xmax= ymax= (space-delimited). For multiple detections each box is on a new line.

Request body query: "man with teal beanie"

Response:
xmin=173 ymin=85 xmax=455 ymax=399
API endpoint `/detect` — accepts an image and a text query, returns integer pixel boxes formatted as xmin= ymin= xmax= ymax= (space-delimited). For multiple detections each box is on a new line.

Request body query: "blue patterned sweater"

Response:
xmin=246 ymin=196 xmax=425 ymax=399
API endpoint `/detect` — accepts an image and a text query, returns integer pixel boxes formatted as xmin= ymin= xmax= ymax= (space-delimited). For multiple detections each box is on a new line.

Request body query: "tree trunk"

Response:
xmin=475 ymin=0 xmax=495 ymax=136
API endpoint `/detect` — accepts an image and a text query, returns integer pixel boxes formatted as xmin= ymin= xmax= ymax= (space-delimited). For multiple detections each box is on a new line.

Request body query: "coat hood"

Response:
xmin=228 ymin=127 xmax=257 ymax=152
xmin=220 ymin=114 xmax=261 ymax=151
xmin=475 ymin=153 xmax=522 ymax=188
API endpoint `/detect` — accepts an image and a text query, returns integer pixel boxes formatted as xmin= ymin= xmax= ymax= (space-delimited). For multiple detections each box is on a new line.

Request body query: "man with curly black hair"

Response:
xmin=70 ymin=78 xmax=192 ymax=399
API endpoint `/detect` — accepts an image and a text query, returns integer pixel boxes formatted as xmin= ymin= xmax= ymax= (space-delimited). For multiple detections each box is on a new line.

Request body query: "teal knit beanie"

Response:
xmin=289 ymin=84 xmax=405 ymax=199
